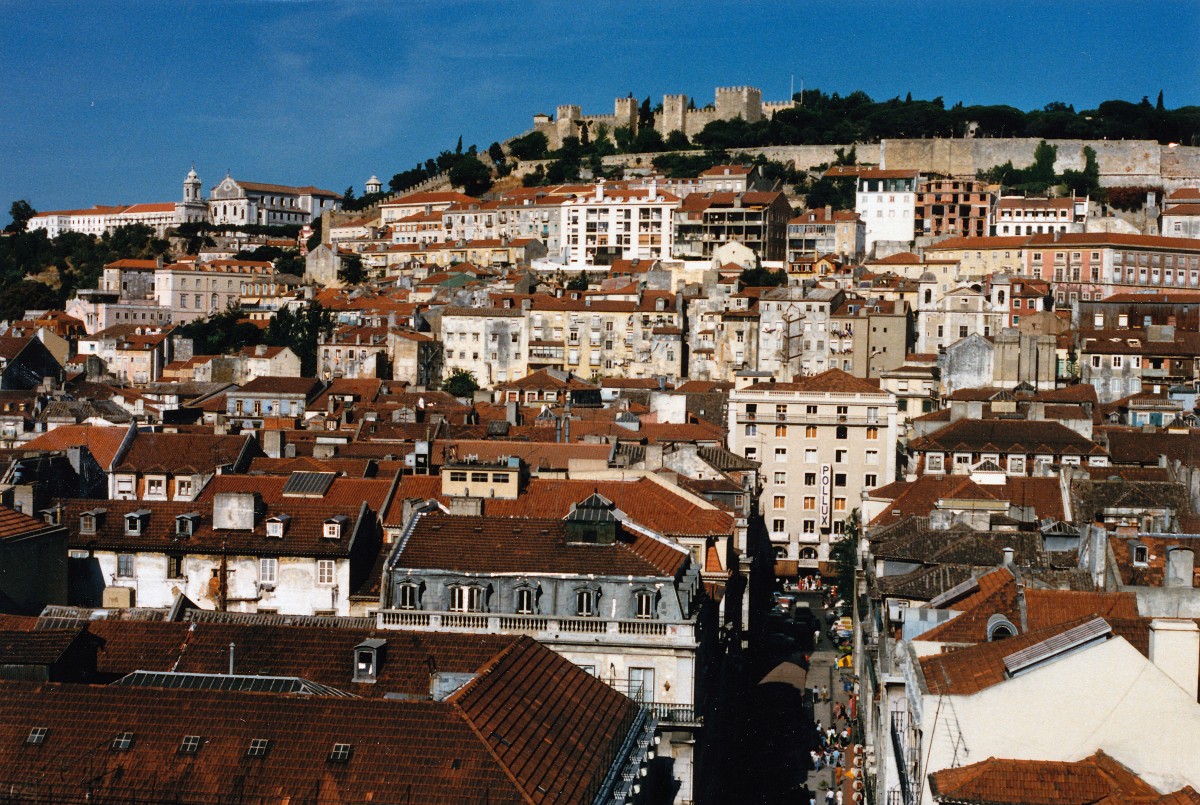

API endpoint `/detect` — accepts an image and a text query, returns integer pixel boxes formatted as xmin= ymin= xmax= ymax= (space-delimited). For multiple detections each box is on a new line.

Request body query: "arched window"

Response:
xmin=924 ymin=289 xmax=933 ymax=305
xmin=514 ymin=584 xmax=539 ymax=615
xmin=986 ymin=613 xmax=1018 ymax=641
xmin=634 ymin=589 xmax=659 ymax=620
xmin=574 ymin=586 xmax=601 ymax=617
xmin=799 ymin=547 xmax=818 ymax=560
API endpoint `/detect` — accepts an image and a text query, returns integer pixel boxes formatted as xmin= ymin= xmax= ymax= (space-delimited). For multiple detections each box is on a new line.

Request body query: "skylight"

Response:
xmin=246 ymin=738 xmax=270 ymax=757
xmin=111 ymin=732 xmax=134 ymax=751
xmin=25 ymin=727 xmax=47 ymax=746
xmin=328 ymin=743 xmax=353 ymax=763
xmin=178 ymin=735 xmax=201 ymax=755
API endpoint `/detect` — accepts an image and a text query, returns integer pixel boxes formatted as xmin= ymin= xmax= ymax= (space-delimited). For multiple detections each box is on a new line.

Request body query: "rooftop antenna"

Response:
xmin=228 ymin=642 xmax=235 ymax=675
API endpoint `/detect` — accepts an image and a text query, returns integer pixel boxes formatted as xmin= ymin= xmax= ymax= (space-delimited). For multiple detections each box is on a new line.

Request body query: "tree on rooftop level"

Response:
xmin=338 ymin=253 xmax=366 ymax=286
xmin=449 ymin=155 xmax=493 ymax=197
xmin=176 ymin=306 xmax=263 ymax=356
xmin=664 ymin=130 xmax=692 ymax=151
xmin=831 ymin=508 xmax=860 ymax=606
xmin=565 ymin=274 xmax=589 ymax=291
xmin=442 ymin=368 xmax=480 ymax=398
xmin=265 ymin=302 xmax=332 ymax=377
xmin=342 ymin=186 xmax=356 ymax=206
xmin=508 ymin=131 xmax=550 ymax=162
xmin=738 ymin=266 xmax=787 ymax=287
xmin=638 ymin=96 xmax=653 ymax=130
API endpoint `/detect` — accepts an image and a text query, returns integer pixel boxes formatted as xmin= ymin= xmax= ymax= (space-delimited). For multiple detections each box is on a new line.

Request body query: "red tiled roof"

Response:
xmin=24 ymin=424 xmax=130 ymax=469
xmin=740 ymin=368 xmax=884 ymax=395
xmin=0 ymin=633 xmax=638 ymax=804
xmin=0 ymin=506 xmax=58 ymax=540
xmin=386 ymin=475 xmax=732 ymax=540
xmin=928 ymin=750 xmax=1164 ymax=805
xmin=114 ymin=432 xmax=252 ymax=474
xmin=396 ymin=513 xmax=687 ymax=578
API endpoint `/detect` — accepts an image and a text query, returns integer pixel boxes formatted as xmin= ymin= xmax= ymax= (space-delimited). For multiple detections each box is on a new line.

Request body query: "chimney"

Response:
xmin=506 ymin=400 xmax=520 ymax=426
xmin=825 ymin=205 xmax=832 ymax=220
xmin=255 ymin=344 xmax=267 ymax=357
xmin=644 ymin=443 xmax=664 ymax=470
xmin=1002 ymin=547 xmax=1014 ymax=566
xmin=595 ymin=181 xmax=605 ymax=201
xmin=212 ymin=492 xmax=257 ymax=530
xmin=1166 ymin=547 xmax=1195 ymax=588
xmin=1148 ymin=619 xmax=1200 ymax=701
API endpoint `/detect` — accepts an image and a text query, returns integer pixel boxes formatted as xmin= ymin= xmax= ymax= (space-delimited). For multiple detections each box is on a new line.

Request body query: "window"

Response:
xmin=834 ymin=497 xmax=847 ymax=511
xmin=575 ymin=589 xmax=596 ymax=617
xmin=398 ymin=583 xmax=419 ymax=610
xmin=176 ymin=478 xmax=193 ymax=499
xmin=628 ymin=667 xmax=654 ymax=703
xmin=866 ymin=450 xmax=879 ymax=465
xmin=744 ymin=403 xmax=757 ymax=421
xmin=449 ymin=471 xmax=467 ymax=482
xmin=835 ymin=449 xmax=848 ymax=463
xmin=179 ymin=735 xmax=202 ymax=755
xmin=167 ymin=555 xmax=184 ymax=579
xmin=865 ymin=474 xmax=877 ymax=488
xmin=806 ymin=405 xmax=818 ymax=415
xmin=774 ymin=424 xmax=788 ymax=438
xmin=1091 ymin=355 xmax=1101 ymax=368
xmin=1134 ymin=545 xmax=1149 ymax=565
xmin=773 ymin=495 xmax=786 ymax=509
xmin=772 ymin=518 xmax=786 ymax=533
xmin=246 ymin=738 xmax=270 ymax=758
xmin=1112 ymin=356 xmax=1123 ymax=368
xmin=775 ymin=447 xmax=787 ymax=462
xmin=805 ymin=425 xmax=817 ymax=438
xmin=866 ymin=427 xmax=879 ymax=440
xmin=835 ymin=425 xmax=847 ymax=440
xmin=803 ymin=496 xmax=816 ymax=510
xmin=112 ymin=732 xmax=135 ymax=751
xmin=117 ymin=554 xmax=134 ymax=578
xmin=329 ymin=743 xmax=353 ymax=763
xmin=774 ymin=472 xmax=787 ymax=485
xmin=927 ymin=454 xmax=945 ymax=473
xmin=635 ymin=591 xmax=656 ymax=619
xmin=146 ymin=478 xmax=164 ymax=496
xmin=324 ymin=521 xmax=342 ymax=540
xmin=805 ymin=448 xmax=817 ymax=463
xmin=515 ymin=588 xmax=534 ymax=614
xmin=451 ymin=586 xmax=484 ymax=612
xmin=804 ymin=472 xmax=816 ymax=485
xmin=834 ymin=473 xmax=847 ymax=487
xmin=259 ymin=558 xmax=277 ymax=585
xmin=317 ymin=559 xmax=335 ymax=585
xmin=745 ymin=423 xmax=757 ymax=436
xmin=802 ymin=519 xmax=816 ymax=534
xmin=25 ymin=728 xmax=47 ymax=746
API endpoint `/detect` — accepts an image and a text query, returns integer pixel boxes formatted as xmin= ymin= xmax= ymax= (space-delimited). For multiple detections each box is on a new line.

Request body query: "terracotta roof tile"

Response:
xmin=929 ymin=750 xmax=1164 ymax=805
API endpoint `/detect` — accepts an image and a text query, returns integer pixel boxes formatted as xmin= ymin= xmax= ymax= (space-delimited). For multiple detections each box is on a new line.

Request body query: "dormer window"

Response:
xmin=80 ymin=509 xmax=105 ymax=535
xmin=1132 ymin=544 xmax=1149 ymax=566
xmin=352 ymin=638 xmax=386 ymax=683
xmin=175 ymin=513 xmax=200 ymax=538
xmin=635 ymin=590 xmax=657 ymax=620
xmin=266 ymin=514 xmax=291 ymax=538
xmin=324 ymin=515 xmax=349 ymax=540
xmin=124 ymin=510 xmax=150 ymax=536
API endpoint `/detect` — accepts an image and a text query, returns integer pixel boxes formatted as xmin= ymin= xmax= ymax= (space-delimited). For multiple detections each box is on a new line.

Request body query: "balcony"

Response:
xmin=890 ymin=712 xmax=916 ymax=805
xmin=377 ymin=609 xmax=697 ymax=648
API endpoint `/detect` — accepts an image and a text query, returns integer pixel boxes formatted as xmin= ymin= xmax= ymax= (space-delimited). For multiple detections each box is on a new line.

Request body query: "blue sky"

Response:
xmin=2 ymin=0 xmax=1198 ymax=219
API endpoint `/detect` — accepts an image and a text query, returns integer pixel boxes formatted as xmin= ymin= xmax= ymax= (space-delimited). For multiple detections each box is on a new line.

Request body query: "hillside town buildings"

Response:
xmin=7 ymin=129 xmax=1200 ymax=804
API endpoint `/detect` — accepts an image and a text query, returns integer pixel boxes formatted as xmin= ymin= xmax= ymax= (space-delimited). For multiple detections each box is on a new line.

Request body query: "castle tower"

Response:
xmin=661 ymin=95 xmax=689 ymax=138
xmin=556 ymin=105 xmax=582 ymax=144
xmin=183 ymin=166 xmax=202 ymax=203
xmin=614 ymin=96 xmax=638 ymax=135
xmin=715 ymin=86 xmax=764 ymax=123
xmin=365 ymin=175 xmax=382 ymax=195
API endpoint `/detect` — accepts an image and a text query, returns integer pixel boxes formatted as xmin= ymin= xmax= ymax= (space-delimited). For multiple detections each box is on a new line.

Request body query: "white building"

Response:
xmin=728 ymin=369 xmax=898 ymax=573
xmin=560 ymin=182 xmax=680 ymax=267
xmin=208 ymin=177 xmax=342 ymax=227
xmin=856 ymin=169 xmax=920 ymax=254
xmin=27 ymin=169 xmax=209 ymax=238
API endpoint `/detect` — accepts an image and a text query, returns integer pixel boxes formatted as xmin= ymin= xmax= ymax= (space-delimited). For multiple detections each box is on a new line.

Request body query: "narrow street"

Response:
xmin=704 ymin=586 xmax=855 ymax=805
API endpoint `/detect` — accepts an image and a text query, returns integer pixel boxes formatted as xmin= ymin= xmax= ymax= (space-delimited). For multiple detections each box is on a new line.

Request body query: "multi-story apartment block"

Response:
xmin=757 ymin=286 xmax=845 ymax=378
xmin=914 ymin=178 xmax=995 ymax=240
xmin=856 ymin=169 xmax=921 ymax=253
xmin=673 ymin=191 xmax=792 ymax=262
xmin=208 ymin=177 xmax=341 ymax=226
xmin=995 ymin=195 xmax=1088 ymax=235
xmin=829 ymin=298 xmax=912 ymax=378
xmin=786 ymin=207 xmax=866 ymax=264
xmin=318 ymin=325 xmax=392 ymax=380
xmin=561 ymin=182 xmax=679 ymax=267
xmin=442 ymin=200 xmax=502 ymax=242
xmin=439 ymin=306 xmax=529 ymax=387
xmin=1162 ymin=203 xmax=1200 ymax=239
xmin=389 ymin=209 xmax=445 ymax=244
xmin=1024 ymin=233 xmax=1200 ymax=305
xmin=697 ymin=164 xmax=761 ymax=193
xmin=378 ymin=190 xmax=476 ymax=225
xmin=921 ymin=235 xmax=1027 ymax=279
xmin=525 ymin=291 xmax=683 ymax=380
xmin=153 ymin=260 xmax=277 ymax=323
xmin=728 ymin=369 xmax=898 ymax=572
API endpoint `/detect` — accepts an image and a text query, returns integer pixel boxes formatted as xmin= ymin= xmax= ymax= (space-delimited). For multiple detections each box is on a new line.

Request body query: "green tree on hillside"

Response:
xmin=6 ymin=200 xmax=36 ymax=234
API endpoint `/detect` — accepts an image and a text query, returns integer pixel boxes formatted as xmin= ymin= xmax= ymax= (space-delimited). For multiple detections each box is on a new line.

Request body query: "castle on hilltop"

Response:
xmin=531 ymin=86 xmax=795 ymax=150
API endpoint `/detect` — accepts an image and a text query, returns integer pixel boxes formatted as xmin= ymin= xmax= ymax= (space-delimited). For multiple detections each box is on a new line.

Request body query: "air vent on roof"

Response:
xmin=1003 ymin=617 xmax=1112 ymax=677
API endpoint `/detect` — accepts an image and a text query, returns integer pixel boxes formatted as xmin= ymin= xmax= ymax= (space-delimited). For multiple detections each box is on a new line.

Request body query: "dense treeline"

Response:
xmin=0 ymin=220 xmax=170 ymax=321
xmin=688 ymin=91 xmax=1200 ymax=149
xmin=176 ymin=302 xmax=333 ymax=376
